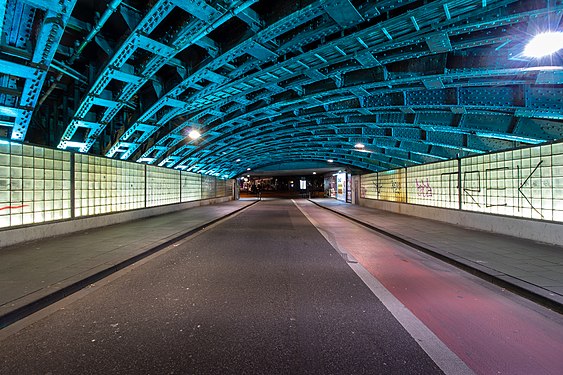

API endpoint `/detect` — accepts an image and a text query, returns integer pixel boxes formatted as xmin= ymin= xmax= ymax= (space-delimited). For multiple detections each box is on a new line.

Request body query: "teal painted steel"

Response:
xmin=0 ymin=0 xmax=561 ymax=177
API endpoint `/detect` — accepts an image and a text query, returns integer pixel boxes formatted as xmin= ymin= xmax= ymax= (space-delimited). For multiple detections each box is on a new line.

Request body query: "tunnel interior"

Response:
xmin=0 ymin=0 xmax=562 ymax=181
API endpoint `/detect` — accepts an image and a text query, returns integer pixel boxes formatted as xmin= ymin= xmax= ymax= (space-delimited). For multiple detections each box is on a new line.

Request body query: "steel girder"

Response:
xmin=105 ymin=0 xmax=350 ymax=160
xmin=0 ymin=0 xmax=78 ymax=140
xmin=129 ymin=0 xmax=505 ymax=160
xmin=57 ymin=0 xmax=258 ymax=152
xmin=128 ymin=0 xmax=536 ymax=169
xmin=3 ymin=0 xmax=563 ymax=178
xmin=126 ymin=0 xmax=562 ymax=176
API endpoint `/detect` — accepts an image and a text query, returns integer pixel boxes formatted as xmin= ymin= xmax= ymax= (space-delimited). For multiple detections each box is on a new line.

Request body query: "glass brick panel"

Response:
xmin=201 ymin=175 xmax=216 ymax=200
xmin=407 ymin=160 xmax=459 ymax=209
xmin=181 ymin=172 xmax=202 ymax=202
xmin=0 ymin=143 xmax=71 ymax=228
xmin=74 ymin=155 xmax=145 ymax=217
xmin=146 ymin=165 xmax=180 ymax=207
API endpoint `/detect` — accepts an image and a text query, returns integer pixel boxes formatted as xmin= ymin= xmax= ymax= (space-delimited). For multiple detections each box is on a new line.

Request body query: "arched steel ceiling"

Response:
xmin=1 ymin=0 xmax=562 ymax=178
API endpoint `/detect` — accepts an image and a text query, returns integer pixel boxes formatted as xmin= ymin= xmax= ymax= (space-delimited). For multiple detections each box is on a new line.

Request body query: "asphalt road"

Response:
xmin=0 ymin=200 xmax=443 ymax=374
xmin=295 ymin=199 xmax=563 ymax=375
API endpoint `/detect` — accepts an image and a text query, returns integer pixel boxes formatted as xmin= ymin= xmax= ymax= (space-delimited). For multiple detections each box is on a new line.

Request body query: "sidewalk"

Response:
xmin=0 ymin=199 xmax=258 ymax=327
xmin=310 ymin=199 xmax=563 ymax=312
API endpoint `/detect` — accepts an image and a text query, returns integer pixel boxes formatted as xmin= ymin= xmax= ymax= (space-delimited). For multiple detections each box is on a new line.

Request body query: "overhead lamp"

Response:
xmin=188 ymin=129 xmax=201 ymax=140
xmin=247 ymin=167 xmax=251 ymax=171
xmin=523 ymin=32 xmax=563 ymax=58
xmin=313 ymin=172 xmax=317 ymax=175
xmin=354 ymin=143 xmax=365 ymax=149
xmin=327 ymin=159 xmax=334 ymax=163
xmin=236 ymin=158 xmax=241 ymax=162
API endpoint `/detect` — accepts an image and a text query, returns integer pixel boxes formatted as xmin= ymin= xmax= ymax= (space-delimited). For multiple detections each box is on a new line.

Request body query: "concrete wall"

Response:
xmin=0 ymin=196 xmax=232 ymax=248
xmin=359 ymin=198 xmax=563 ymax=247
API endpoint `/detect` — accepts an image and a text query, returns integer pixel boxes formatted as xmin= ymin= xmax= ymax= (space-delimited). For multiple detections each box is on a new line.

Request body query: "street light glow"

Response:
xmin=188 ymin=129 xmax=201 ymax=140
xmin=524 ymin=32 xmax=563 ymax=58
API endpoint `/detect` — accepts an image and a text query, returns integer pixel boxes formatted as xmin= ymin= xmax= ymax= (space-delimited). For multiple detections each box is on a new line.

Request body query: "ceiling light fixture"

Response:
xmin=327 ymin=159 xmax=334 ymax=163
xmin=524 ymin=32 xmax=563 ymax=58
xmin=188 ymin=129 xmax=201 ymax=140
xmin=355 ymin=143 xmax=365 ymax=149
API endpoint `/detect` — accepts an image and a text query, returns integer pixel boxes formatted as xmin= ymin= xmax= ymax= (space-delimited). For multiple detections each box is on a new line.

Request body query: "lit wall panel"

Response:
xmin=226 ymin=179 xmax=234 ymax=197
xmin=74 ymin=154 xmax=145 ymax=217
xmin=147 ymin=165 xmax=180 ymax=207
xmin=201 ymin=175 xmax=217 ymax=199
xmin=461 ymin=143 xmax=563 ymax=221
xmin=378 ymin=169 xmax=407 ymax=202
xmin=361 ymin=142 xmax=563 ymax=223
xmin=0 ymin=143 xmax=231 ymax=230
xmin=181 ymin=172 xmax=202 ymax=202
xmin=0 ymin=143 xmax=71 ymax=228
xmin=360 ymin=173 xmax=378 ymax=199
xmin=216 ymin=179 xmax=227 ymax=197
xmin=407 ymin=160 xmax=459 ymax=209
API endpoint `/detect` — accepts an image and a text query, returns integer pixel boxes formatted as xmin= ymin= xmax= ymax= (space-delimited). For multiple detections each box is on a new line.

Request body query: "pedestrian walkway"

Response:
xmin=0 ymin=199 xmax=257 ymax=327
xmin=310 ymin=199 xmax=563 ymax=312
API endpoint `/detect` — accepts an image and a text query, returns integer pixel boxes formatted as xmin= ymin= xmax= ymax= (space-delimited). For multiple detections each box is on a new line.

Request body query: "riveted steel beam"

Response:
xmin=9 ymin=0 xmax=560 ymax=179
xmin=237 ymin=7 xmax=261 ymax=32
xmin=8 ymin=0 xmax=78 ymax=141
xmin=102 ymin=0 xmax=258 ymax=157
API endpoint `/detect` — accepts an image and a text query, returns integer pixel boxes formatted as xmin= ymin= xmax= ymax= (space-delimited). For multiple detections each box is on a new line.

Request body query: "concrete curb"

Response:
xmin=0 ymin=200 xmax=259 ymax=329
xmin=308 ymin=200 xmax=563 ymax=315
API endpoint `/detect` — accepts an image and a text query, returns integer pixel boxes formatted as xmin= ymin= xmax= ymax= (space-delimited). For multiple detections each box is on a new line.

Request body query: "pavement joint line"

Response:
xmin=292 ymin=199 xmax=475 ymax=375
xmin=0 ymin=200 xmax=259 ymax=330
xmin=308 ymin=199 xmax=563 ymax=315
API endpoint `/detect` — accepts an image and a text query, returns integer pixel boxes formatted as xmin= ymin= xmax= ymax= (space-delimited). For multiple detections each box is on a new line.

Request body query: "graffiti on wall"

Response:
xmin=415 ymin=178 xmax=432 ymax=198
xmin=463 ymin=160 xmax=544 ymax=218
xmin=361 ymin=142 xmax=562 ymax=222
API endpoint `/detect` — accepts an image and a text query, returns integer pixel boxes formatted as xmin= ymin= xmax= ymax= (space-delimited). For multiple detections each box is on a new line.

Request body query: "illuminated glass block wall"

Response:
xmin=377 ymin=169 xmax=406 ymax=202
xmin=0 ymin=143 xmax=233 ymax=229
xmin=360 ymin=142 xmax=563 ymax=223
xmin=216 ymin=179 xmax=227 ymax=198
xmin=201 ymin=175 xmax=217 ymax=200
xmin=461 ymin=142 xmax=563 ymax=221
xmin=0 ymin=143 xmax=71 ymax=227
xmin=75 ymin=154 xmax=145 ymax=216
xmin=226 ymin=179 xmax=234 ymax=197
xmin=147 ymin=165 xmax=181 ymax=207
xmin=407 ymin=160 xmax=459 ymax=209
xmin=359 ymin=173 xmax=378 ymax=200
xmin=181 ymin=172 xmax=202 ymax=202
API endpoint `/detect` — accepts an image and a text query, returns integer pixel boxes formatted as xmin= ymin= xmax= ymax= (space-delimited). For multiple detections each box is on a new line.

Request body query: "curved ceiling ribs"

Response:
xmin=1 ymin=0 xmax=562 ymax=178
xmin=1 ymin=0 xmax=78 ymax=141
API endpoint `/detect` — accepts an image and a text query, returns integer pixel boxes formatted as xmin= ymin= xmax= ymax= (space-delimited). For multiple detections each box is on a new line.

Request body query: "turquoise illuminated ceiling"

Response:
xmin=1 ymin=0 xmax=562 ymax=178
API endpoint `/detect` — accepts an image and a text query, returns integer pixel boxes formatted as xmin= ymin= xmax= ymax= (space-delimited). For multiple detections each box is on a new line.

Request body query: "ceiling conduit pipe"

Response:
xmin=37 ymin=0 xmax=122 ymax=107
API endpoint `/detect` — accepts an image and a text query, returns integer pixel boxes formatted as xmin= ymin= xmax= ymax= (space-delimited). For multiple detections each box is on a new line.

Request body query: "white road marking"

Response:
xmin=292 ymin=199 xmax=475 ymax=375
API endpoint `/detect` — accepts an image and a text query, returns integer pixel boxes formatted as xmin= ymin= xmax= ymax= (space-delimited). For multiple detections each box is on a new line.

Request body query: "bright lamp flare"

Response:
xmin=524 ymin=32 xmax=563 ymax=58
xmin=188 ymin=129 xmax=201 ymax=140
xmin=355 ymin=143 xmax=365 ymax=149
